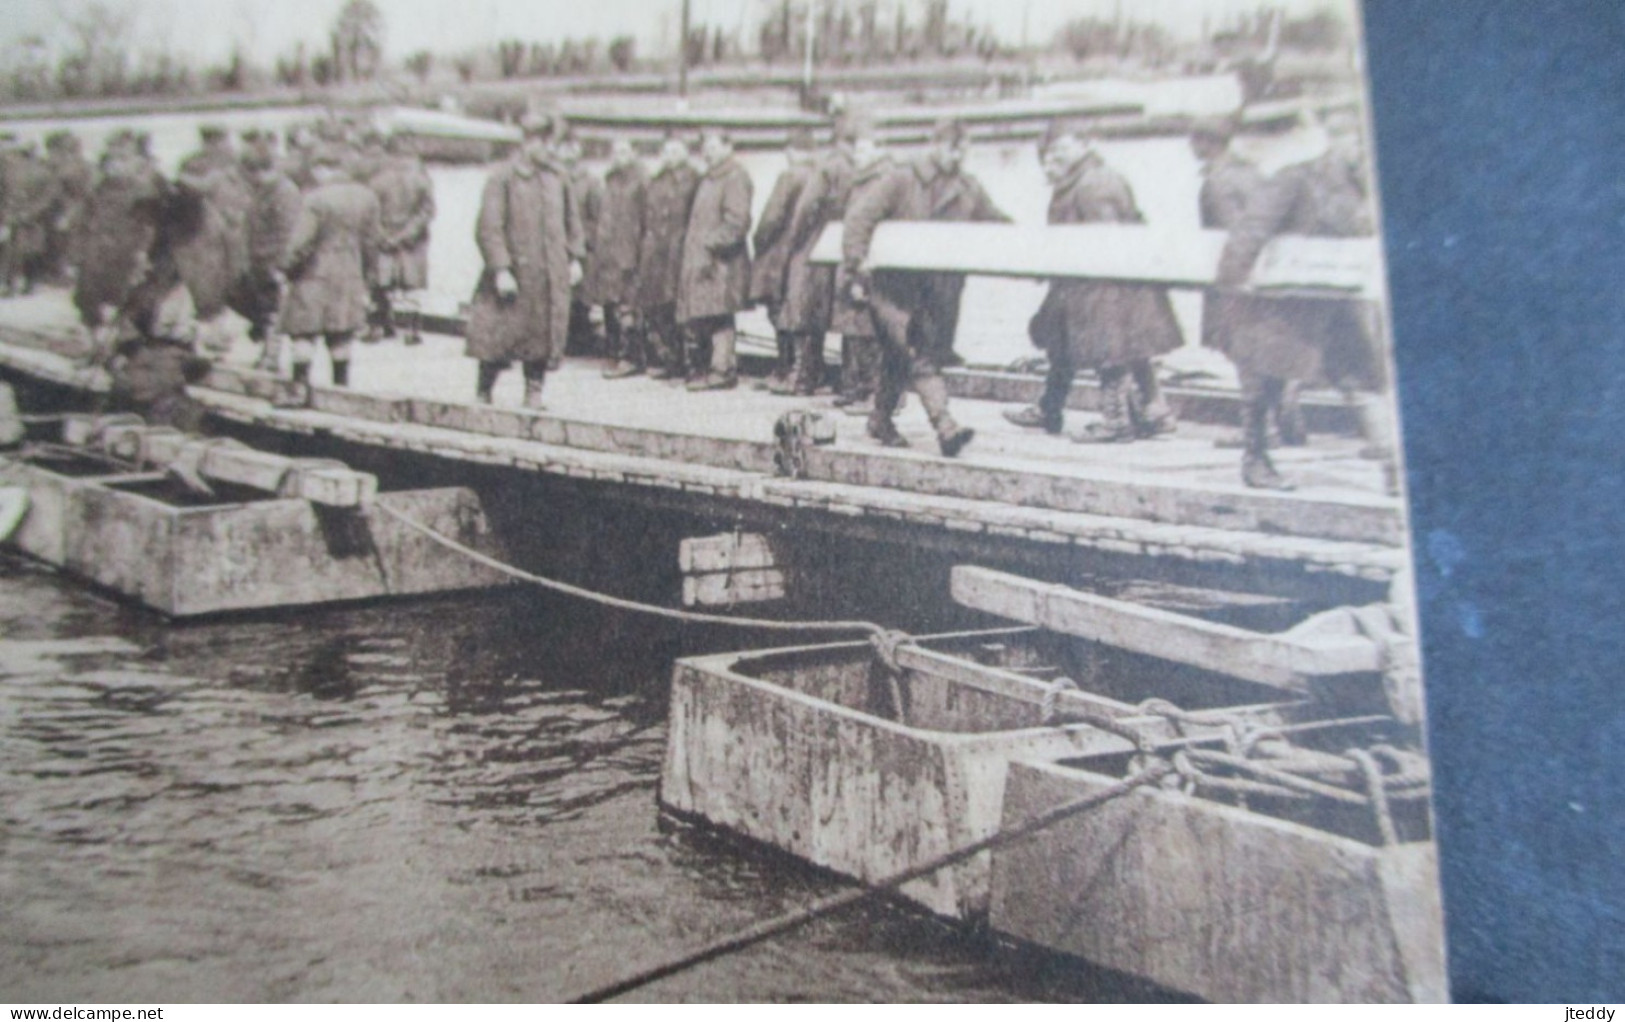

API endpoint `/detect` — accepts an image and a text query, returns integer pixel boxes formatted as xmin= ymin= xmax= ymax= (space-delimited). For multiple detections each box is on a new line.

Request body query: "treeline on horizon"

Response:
xmin=0 ymin=0 xmax=1352 ymax=105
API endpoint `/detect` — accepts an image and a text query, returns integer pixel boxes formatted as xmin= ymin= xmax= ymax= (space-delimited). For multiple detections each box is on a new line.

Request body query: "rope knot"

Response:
xmin=1040 ymin=675 xmax=1079 ymax=726
xmin=869 ymin=629 xmax=912 ymax=675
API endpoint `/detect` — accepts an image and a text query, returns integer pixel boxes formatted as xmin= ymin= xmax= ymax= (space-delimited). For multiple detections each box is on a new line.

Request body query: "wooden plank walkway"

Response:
xmin=0 ymin=289 xmax=1406 ymax=581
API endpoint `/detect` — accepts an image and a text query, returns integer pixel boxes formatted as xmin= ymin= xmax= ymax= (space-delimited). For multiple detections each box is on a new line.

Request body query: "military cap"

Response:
xmin=930 ymin=118 xmax=968 ymax=147
xmin=309 ymin=143 xmax=349 ymax=168
xmin=199 ymin=123 xmax=228 ymax=142
xmin=833 ymin=111 xmax=875 ymax=143
xmin=1189 ymin=115 xmax=1241 ymax=145
xmin=518 ymin=112 xmax=563 ymax=140
xmin=241 ymin=150 xmax=276 ymax=173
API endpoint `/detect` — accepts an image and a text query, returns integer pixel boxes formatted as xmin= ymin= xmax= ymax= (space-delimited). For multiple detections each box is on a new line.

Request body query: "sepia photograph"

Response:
xmin=0 ymin=0 xmax=1452 ymax=1003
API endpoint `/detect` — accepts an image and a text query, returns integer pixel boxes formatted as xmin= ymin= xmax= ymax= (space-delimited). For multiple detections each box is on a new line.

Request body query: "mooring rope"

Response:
xmin=370 ymin=500 xmax=900 ymax=643
xmin=567 ymin=760 xmax=1174 ymax=1003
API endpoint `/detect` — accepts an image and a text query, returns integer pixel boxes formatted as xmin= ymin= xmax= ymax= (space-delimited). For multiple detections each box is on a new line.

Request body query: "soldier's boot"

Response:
xmin=475 ymin=360 xmax=503 ymax=404
xmin=522 ymin=363 xmax=547 ymax=411
xmin=1131 ymin=360 xmax=1177 ymax=437
xmin=917 ymin=375 xmax=974 ymax=458
xmin=331 ymin=360 xmax=350 ymax=388
xmin=290 ymin=361 xmax=311 ymax=385
xmin=834 ymin=336 xmax=861 ymax=406
xmin=1072 ymin=371 xmax=1136 ymax=444
xmin=1278 ymin=380 xmax=1308 ymax=446
xmin=866 ymin=357 xmax=907 ymax=447
xmin=790 ymin=333 xmax=823 ymax=395
xmin=1240 ymin=398 xmax=1294 ymax=491
xmin=763 ymin=331 xmax=795 ymax=392
xmin=254 ymin=337 xmax=282 ymax=374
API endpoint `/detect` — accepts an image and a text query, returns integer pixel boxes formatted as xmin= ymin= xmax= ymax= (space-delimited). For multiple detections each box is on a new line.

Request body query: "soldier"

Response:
xmin=592 ymin=138 xmax=650 ymax=378
xmin=180 ymin=124 xmax=235 ymax=177
xmin=773 ymin=119 xmax=861 ymax=396
xmin=347 ymin=127 xmax=390 ymax=185
xmin=168 ymin=165 xmax=244 ymax=358
xmin=1003 ymin=123 xmax=1182 ymax=443
xmin=43 ymin=131 xmax=93 ymax=284
xmin=677 ymin=129 xmax=753 ymax=391
xmin=465 ymin=113 xmax=584 ymax=409
xmin=177 ymin=124 xmax=251 ymax=314
xmin=747 ymin=130 xmax=816 ymax=392
xmin=241 ymin=128 xmax=279 ymax=170
xmin=829 ymin=120 xmax=890 ymax=411
xmin=634 ymin=133 xmax=700 ymax=380
xmin=843 ymin=118 xmax=1008 ymax=456
xmin=278 ymin=146 xmax=381 ymax=388
xmin=1 ymin=140 xmax=58 ymax=296
xmin=1213 ymin=106 xmax=1387 ymax=490
xmin=367 ymin=133 xmax=435 ymax=345
xmin=282 ymin=124 xmax=319 ymax=191
xmin=557 ymin=127 xmax=603 ymax=356
xmin=1190 ymin=117 xmax=1305 ymax=450
xmin=236 ymin=149 xmax=302 ymax=369
xmin=73 ymin=133 xmax=165 ymax=334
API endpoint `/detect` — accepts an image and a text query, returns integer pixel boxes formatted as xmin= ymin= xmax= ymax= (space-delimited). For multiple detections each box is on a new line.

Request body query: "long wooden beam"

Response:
xmin=950 ymin=565 xmax=1384 ymax=692
xmin=811 ymin=222 xmax=1381 ymax=297
xmin=59 ymin=417 xmax=377 ymax=507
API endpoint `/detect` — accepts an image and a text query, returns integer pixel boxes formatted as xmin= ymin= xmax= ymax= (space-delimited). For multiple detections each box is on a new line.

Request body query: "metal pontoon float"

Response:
xmin=0 ymin=415 xmax=509 ymax=616
xmin=658 ymin=572 xmax=1442 ymax=1001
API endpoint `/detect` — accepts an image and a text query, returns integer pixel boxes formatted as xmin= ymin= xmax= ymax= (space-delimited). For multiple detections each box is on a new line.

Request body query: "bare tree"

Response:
xmin=404 ymin=50 xmax=433 ymax=83
xmin=330 ymin=0 xmax=385 ymax=83
xmin=57 ymin=1 xmax=135 ymax=96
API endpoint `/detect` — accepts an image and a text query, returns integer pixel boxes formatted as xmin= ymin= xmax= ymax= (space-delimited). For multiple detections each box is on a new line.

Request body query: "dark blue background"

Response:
xmin=1363 ymin=0 xmax=1624 ymax=1001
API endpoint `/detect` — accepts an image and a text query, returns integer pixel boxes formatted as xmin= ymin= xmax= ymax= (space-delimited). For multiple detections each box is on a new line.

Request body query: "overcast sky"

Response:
xmin=3 ymin=0 xmax=1357 ymax=67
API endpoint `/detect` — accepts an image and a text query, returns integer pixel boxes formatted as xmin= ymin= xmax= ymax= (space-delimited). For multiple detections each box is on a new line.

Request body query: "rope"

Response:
xmin=372 ymin=500 xmax=892 ymax=639
xmin=568 ymin=760 xmax=1173 ymax=1003
xmin=1040 ymin=674 xmax=1079 ymax=725
xmin=1347 ymin=748 xmax=1398 ymax=845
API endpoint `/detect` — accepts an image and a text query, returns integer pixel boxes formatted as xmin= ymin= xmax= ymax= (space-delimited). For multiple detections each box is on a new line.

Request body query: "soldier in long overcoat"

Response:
xmin=1 ymin=142 xmax=59 ymax=296
xmin=590 ymin=138 xmax=650 ymax=378
xmin=235 ymin=150 xmax=302 ymax=366
xmin=829 ymin=135 xmax=890 ymax=409
xmin=559 ymin=130 xmax=602 ymax=357
xmin=747 ymin=131 xmax=815 ymax=390
xmin=634 ymin=134 xmax=700 ymax=380
xmin=278 ymin=147 xmax=381 ymax=388
xmin=775 ymin=125 xmax=858 ymax=395
xmin=1190 ymin=117 xmax=1306 ymax=450
xmin=677 ymin=130 xmax=753 ymax=391
xmin=72 ymin=134 xmax=165 ymax=332
xmin=1005 ymin=127 xmax=1183 ymax=443
xmin=178 ymin=125 xmax=251 ymax=295
xmin=466 ymin=114 xmax=584 ymax=408
xmin=843 ymin=119 xmax=1008 ymax=455
xmin=168 ymin=169 xmax=241 ymax=344
xmin=367 ymin=134 xmax=435 ymax=344
xmin=1213 ymin=106 xmax=1386 ymax=490
xmin=43 ymin=131 xmax=93 ymax=284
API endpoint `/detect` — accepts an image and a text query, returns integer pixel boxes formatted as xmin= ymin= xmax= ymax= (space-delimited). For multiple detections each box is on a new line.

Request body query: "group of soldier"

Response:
xmin=0 ymin=131 xmax=95 ymax=298
xmin=0 ymin=100 xmax=1384 ymax=489
xmin=473 ymin=112 xmax=1006 ymax=459
xmin=475 ymin=105 xmax=1382 ymax=486
xmin=0 ymin=116 xmax=434 ymax=428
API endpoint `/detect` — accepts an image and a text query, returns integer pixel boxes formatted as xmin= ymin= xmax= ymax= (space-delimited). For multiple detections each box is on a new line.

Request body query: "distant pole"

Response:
xmin=679 ymin=0 xmax=691 ymax=98
xmin=802 ymin=0 xmax=817 ymax=101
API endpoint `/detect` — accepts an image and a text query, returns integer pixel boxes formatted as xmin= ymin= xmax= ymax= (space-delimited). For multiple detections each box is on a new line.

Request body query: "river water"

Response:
xmin=0 ymin=550 xmax=1185 ymax=1003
